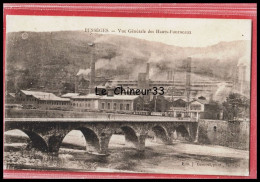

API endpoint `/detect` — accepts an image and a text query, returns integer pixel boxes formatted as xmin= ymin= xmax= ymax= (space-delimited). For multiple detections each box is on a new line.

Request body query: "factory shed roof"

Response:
xmin=100 ymin=95 xmax=140 ymax=101
xmin=8 ymin=93 xmax=16 ymax=98
xmin=71 ymin=94 xmax=102 ymax=100
xmin=61 ymin=93 xmax=80 ymax=98
xmin=20 ymin=90 xmax=70 ymax=101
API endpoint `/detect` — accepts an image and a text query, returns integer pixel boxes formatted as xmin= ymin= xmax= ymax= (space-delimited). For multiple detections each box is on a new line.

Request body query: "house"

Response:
xmin=189 ymin=99 xmax=207 ymax=120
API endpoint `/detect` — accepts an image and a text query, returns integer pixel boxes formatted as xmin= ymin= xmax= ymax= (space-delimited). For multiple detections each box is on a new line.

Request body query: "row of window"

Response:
xmin=38 ymin=101 xmax=70 ymax=105
xmin=16 ymin=98 xmax=37 ymax=102
xmin=101 ymin=102 xmax=130 ymax=111
xmin=17 ymin=98 xmax=70 ymax=106
xmin=73 ymin=103 xmax=91 ymax=107
xmin=16 ymin=98 xmax=131 ymax=110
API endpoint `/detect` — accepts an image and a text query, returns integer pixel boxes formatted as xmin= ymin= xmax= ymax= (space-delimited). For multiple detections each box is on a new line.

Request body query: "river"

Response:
xmin=4 ymin=130 xmax=249 ymax=176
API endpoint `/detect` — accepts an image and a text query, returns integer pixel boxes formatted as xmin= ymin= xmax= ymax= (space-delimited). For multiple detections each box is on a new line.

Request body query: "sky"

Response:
xmin=6 ymin=15 xmax=252 ymax=47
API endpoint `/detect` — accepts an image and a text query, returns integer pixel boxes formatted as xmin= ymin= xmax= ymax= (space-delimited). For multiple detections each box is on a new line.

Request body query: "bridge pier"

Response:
xmin=98 ymin=133 xmax=112 ymax=155
xmin=137 ymin=134 xmax=146 ymax=151
xmin=186 ymin=123 xmax=199 ymax=142
xmin=45 ymin=135 xmax=64 ymax=156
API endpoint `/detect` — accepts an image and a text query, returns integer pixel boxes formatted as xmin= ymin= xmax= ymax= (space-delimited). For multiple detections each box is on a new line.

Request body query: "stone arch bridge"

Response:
xmin=5 ymin=118 xmax=198 ymax=155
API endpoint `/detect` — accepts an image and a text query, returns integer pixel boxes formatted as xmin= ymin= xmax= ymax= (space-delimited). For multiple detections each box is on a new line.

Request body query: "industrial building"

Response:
xmin=98 ymin=95 xmax=144 ymax=114
xmin=15 ymin=90 xmax=71 ymax=110
xmin=70 ymin=94 xmax=101 ymax=112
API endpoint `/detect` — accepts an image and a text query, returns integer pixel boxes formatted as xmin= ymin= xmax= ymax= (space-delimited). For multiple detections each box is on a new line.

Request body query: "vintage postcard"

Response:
xmin=4 ymin=15 xmax=252 ymax=176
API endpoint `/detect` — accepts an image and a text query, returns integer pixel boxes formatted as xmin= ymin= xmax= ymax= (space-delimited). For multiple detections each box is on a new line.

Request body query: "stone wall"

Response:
xmin=198 ymin=119 xmax=249 ymax=150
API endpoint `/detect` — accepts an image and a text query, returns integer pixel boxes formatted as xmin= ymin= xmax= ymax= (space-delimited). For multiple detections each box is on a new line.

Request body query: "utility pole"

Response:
xmin=88 ymin=42 xmax=95 ymax=94
xmin=167 ymin=86 xmax=175 ymax=116
xmin=154 ymin=95 xmax=157 ymax=112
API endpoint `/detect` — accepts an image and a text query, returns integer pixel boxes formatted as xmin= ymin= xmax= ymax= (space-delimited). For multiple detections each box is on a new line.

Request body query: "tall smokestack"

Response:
xmin=186 ymin=57 xmax=191 ymax=111
xmin=88 ymin=42 xmax=95 ymax=93
xmin=146 ymin=63 xmax=150 ymax=80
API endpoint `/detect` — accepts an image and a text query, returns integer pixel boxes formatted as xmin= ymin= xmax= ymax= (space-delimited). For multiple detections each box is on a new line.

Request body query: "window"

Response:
xmin=213 ymin=126 xmax=217 ymax=132
xmin=102 ymin=103 xmax=105 ymax=109
xmin=107 ymin=103 xmax=111 ymax=110
xmin=126 ymin=104 xmax=130 ymax=110
xmin=120 ymin=104 xmax=123 ymax=110
xmin=113 ymin=103 xmax=117 ymax=110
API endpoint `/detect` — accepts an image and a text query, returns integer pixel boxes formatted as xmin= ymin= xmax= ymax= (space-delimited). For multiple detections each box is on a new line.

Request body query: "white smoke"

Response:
xmin=76 ymin=69 xmax=91 ymax=76
xmin=213 ymin=82 xmax=232 ymax=102
xmin=214 ymin=82 xmax=228 ymax=97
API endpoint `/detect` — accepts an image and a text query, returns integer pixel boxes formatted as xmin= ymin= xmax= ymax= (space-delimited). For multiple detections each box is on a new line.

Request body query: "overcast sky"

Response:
xmin=6 ymin=15 xmax=251 ymax=47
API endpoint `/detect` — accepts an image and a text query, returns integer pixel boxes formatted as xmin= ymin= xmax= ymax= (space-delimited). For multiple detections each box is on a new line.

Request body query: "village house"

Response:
xmin=189 ymin=99 xmax=207 ymax=120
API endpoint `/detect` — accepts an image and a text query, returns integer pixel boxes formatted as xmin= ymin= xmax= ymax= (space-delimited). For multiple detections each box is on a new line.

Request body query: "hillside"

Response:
xmin=5 ymin=31 xmax=250 ymax=93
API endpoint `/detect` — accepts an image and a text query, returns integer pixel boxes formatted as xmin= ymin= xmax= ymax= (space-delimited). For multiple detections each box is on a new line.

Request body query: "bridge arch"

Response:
xmin=119 ymin=125 xmax=139 ymax=149
xmin=150 ymin=125 xmax=170 ymax=144
xmin=4 ymin=129 xmax=48 ymax=152
xmin=58 ymin=127 xmax=101 ymax=154
xmin=175 ymin=125 xmax=190 ymax=141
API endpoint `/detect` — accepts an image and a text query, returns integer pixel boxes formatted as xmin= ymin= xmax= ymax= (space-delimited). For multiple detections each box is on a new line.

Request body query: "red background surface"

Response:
xmin=3 ymin=3 xmax=257 ymax=179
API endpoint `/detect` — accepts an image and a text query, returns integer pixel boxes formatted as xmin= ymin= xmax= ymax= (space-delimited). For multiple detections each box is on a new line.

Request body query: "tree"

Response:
xmin=222 ymin=93 xmax=250 ymax=120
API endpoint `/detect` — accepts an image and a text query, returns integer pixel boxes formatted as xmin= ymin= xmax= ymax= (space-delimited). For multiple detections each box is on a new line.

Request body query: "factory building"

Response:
xmin=61 ymin=93 xmax=80 ymax=98
xmin=74 ymin=55 xmax=233 ymax=102
xmin=70 ymin=94 xmax=101 ymax=112
xmin=15 ymin=90 xmax=71 ymax=110
xmin=98 ymin=95 xmax=144 ymax=114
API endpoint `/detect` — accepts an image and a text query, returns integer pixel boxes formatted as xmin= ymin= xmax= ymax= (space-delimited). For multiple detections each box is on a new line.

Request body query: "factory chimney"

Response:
xmin=185 ymin=57 xmax=191 ymax=113
xmin=88 ymin=42 xmax=95 ymax=93
xmin=146 ymin=63 xmax=150 ymax=80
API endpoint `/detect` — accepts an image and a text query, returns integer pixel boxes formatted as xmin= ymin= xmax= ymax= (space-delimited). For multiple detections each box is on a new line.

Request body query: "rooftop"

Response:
xmin=20 ymin=90 xmax=70 ymax=101
xmin=100 ymin=95 xmax=140 ymax=101
xmin=61 ymin=93 xmax=80 ymax=98
xmin=191 ymin=99 xmax=209 ymax=105
xmin=71 ymin=94 xmax=102 ymax=100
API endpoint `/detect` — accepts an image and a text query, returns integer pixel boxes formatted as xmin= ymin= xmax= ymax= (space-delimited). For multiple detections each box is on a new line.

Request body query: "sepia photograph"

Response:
xmin=4 ymin=15 xmax=252 ymax=176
